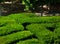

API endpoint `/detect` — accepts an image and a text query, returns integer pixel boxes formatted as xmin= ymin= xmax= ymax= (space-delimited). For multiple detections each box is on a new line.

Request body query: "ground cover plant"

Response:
xmin=0 ymin=13 xmax=60 ymax=44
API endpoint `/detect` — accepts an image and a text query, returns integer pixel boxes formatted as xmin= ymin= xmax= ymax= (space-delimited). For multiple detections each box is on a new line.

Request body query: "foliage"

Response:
xmin=0 ymin=24 xmax=24 ymax=36
xmin=0 ymin=13 xmax=60 ymax=44
xmin=26 ymin=24 xmax=53 ymax=40
xmin=17 ymin=16 xmax=60 ymax=23
xmin=0 ymin=17 xmax=16 ymax=26
xmin=0 ymin=31 xmax=33 ymax=44
xmin=16 ymin=39 xmax=43 ymax=44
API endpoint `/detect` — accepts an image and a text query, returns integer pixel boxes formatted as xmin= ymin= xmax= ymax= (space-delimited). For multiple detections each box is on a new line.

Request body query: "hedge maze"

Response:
xmin=0 ymin=13 xmax=60 ymax=44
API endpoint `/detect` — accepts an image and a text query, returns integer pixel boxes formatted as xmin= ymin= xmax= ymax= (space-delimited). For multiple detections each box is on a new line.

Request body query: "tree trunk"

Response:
xmin=41 ymin=4 xmax=43 ymax=16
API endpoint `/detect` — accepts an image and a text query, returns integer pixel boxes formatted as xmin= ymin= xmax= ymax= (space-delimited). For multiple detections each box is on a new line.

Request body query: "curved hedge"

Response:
xmin=0 ymin=13 xmax=60 ymax=44
xmin=8 ymin=14 xmax=60 ymax=24
xmin=0 ymin=31 xmax=33 ymax=44
xmin=0 ymin=24 xmax=24 ymax=36
xmin=16 ymin=39 xmax=44 ymax=44
xmin=16 ymin=16 xmax=60 ymax=24
xmin=26 ymin=24 xmax=53 ymax=43
xmin=0 ymin=17 xmax=16 ymax=26
xmin=9 ymin=13 xmax=37 ymax=18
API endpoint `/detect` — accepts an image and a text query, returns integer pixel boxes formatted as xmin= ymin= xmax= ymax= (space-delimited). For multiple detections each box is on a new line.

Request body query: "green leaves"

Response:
xmin=17 ymin=39 xmax=43 ymax=44
xmin=0 ymin=24 xmax=24 ymax=36
xmin=0 ymin=31 xmax=33 ymax=44
xmin=0 ymin=13 xmax=60 ymax=44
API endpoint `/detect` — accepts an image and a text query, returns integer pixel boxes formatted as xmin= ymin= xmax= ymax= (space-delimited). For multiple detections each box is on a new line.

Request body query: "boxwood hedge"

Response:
xmin=7 ymin=14 xmax=60 ymax=24
xmin=16 ymin=39 xmax=44 ymax=44
xmin=0 ymin=13 xmax=60 ymax=44
xmin=26 ymin=24 xmax=54 ymax=43
xmin=16 ymin=16 xmax=60 ymax=24
xmin=0 ymin=23 xmax=24 ymax=36
xmin=0 ymin=31 xmax=33 ymax=44
xmin=9 ymin=13 xmax=37 ymax=18
xmin=0 ymin=17 xmax=16 ymax=26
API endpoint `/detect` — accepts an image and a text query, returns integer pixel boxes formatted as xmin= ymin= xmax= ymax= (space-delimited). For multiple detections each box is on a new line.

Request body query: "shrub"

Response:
xmin=26 ymin=24 xmax=53 ymax=43
xmin=54 ymin=28 xmax=60 ymax=36
xmin=8 ymin=13 xmax=37 ymax=18
xmin=8 ymin=14 xmax=60 ymax=24
xmin=55 ymin=22 xmax=60 ymax=28
xmin=0 ymin=31 xmax=33 ymax=44
xmin=39 ymin=23 xmax=55 ymax=28
xmin=54 ymin=28 xmax=60 ymax=44
xmin=16 ymin=39 xmax=44 ymax=44
xmin=54 ymin=22 xmax=60 ymax=38
xmin=17 ymin=16 xmax=60 ymax=24
xmin=0 ymin=24 xmax=24 ymax=36
xmin=26 ymin=23 xmax=55 ymax=32
xmin=0 ymin=17 xmax=16 ymax=26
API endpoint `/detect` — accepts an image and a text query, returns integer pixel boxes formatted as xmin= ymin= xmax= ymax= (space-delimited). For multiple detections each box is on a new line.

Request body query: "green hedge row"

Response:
xmin=0 ymin=23 xmax=24 ymax=36
xmin=26 ymin=24 xmax=53 ymax=43
xmin=16 ymin=39 xmax=43 ymax=44
xmin=55 ymin=22 xmax=60 ymax=28
xmin=0 ymin=17 xmax=16 ymax=26
xmin=26 ymin=23 xmax=55 ymax=32
xmin=1 ymin=14 xmax=60 ymax=24
xmin=9 ymin=13 xmax=37 ymax=18
xmin=0 ymin=13 xmax=60 ymax=44
xmin=54 ymin=22 xmax=60 ymax=36
xmin=7 ymin=14 xmax=60 ymax=24
xmin=0 ymin=31 xmax=33 ymax=44
xmin=16 ymin=16 xmax=60 ymax=24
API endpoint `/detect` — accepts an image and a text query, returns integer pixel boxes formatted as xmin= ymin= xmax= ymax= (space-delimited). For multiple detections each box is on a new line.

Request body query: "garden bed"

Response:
xmin=0 ymin=13 xmax=60 ymax=44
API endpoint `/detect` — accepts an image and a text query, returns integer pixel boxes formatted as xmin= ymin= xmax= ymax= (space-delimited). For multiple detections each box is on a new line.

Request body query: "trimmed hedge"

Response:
xmin=17 ymin=16 xmax=60 ymax=24
xmin=16 ymin=39 xmax=44 ymax=44
xmin=0 ymin=13 xmax=60 ymax=44
xmin=9 ymin=13 xmax=37 ymax=18
xmin=26 ymin=24 xmax=53 ymax=43
xmin=38 ymin=23 xmax=55 ymax=28
xmin=54 ymin=22 xmax=60 ymax=36
xmin=8 ymin=14 xmax=60 ymax=24
xmin=0 ymin=31 xmax=33 ymax=44
xmin=54 ymin=27 xmax=60 ymax=44
xmin=0 ymin=17 xmax=16 ymax=26
xmin=55 ymin=22 xmax=60 ymax=28
xmin=0 ymin=24 xmax=24 ymax=36
xmin=54 ymin=28 xmax=60 ymax=36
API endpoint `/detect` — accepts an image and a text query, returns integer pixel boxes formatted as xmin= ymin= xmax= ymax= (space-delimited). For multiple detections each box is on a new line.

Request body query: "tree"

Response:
xmin=0 ymin=0 xmax=4 ymax=3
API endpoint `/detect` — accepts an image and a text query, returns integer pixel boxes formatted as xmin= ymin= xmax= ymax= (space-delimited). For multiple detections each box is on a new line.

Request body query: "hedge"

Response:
xmin=0 ymin=23 xmax=24 ymax=36
xmin=4 ymin=14 xmax=60 ymax=25
xmin=16 ymin=39 xmax=44 ymax=44
xmin=38 ymin=23 xmax=55 ymax=28
xmin=55 ymin=22 xmax=60 ymax=28
xmin=54 ymin=28 xmax=60 ymax=36
xmin=54 ymin=27 xmax=60 ymax=44
xmin=0 ymin=31 xmax=33 ymax=44
xmin=0 ymin=14 xmax=60 ymax=44
xmin=8 ymin=13 xmax=37 ymax=18
xmin=26 ymin=23 xmax=55 ymax=32
xmin=17 ymin=16 xmax=60 ymax=24
xmin=7 ymin=14 xmax=60 ymax=24
xmin=0 ymin=17 xmax=16 ymax=26
xmin=26 ymin=24 xmax=53 ymax=43
xmin=54 ymin=22 xmax=60 ymax=36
